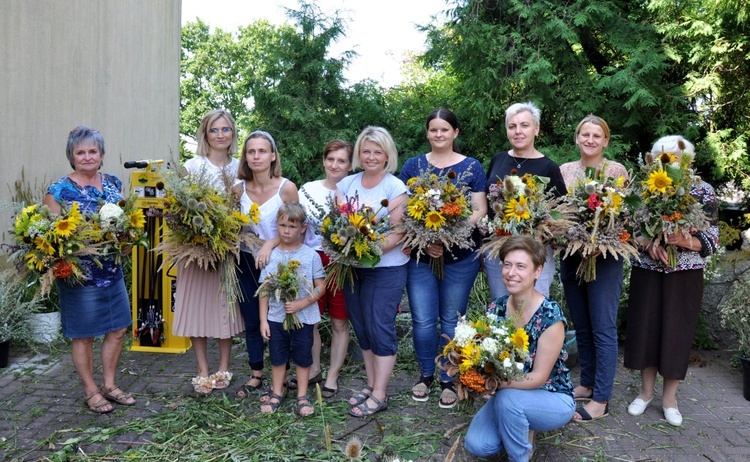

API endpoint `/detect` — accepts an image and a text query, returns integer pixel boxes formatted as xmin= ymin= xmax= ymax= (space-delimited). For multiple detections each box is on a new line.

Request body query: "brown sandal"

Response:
xmin=84 ymin=391 xmax=114 ymax=414
xmin=101 ymin=385 xmax=135 ymax=406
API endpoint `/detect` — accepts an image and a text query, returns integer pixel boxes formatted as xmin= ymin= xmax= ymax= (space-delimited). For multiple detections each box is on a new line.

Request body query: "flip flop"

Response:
xmin=573 ymin=403 xmax=609 ymax=422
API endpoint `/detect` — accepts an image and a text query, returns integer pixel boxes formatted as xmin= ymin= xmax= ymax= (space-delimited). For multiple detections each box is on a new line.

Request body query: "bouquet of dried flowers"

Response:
xmin=255 ymin=259 xmax=306 ymax=330
xmin=155 ymin=167 xmax=262 ymax=314
xmin=10 ymin=202 xmax=103 ymax=296
xmin=561 ymin=163 xmax=639 ymax=282
xmin=305 ymin=192 xmax=390 ymax=292
xmin=439 ymin=309 xmax=530 ymax=400
xmin=398 ymin=169 xmax=474 ymax=278
xmin=478 ymin=170 xmax=573 ymax=260
xmin=91 ymin=195 xmax=149 ymax=264
xmin=632 ymin=149 xmax=710 ymax=268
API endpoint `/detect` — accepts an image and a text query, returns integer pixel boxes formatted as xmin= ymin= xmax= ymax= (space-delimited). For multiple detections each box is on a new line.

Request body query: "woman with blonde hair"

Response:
xmin=337 ymin=126 xmax=408 ymax=417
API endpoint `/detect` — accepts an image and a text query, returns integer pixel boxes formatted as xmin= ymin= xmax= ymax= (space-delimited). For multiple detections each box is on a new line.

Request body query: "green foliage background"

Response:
xmin=180 ymin=0 xmax=750 ymax=202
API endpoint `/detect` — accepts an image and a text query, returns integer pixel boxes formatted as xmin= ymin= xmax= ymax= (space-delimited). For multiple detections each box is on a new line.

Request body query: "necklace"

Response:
xmin=511 ymin=155 xmax=530 ymax=170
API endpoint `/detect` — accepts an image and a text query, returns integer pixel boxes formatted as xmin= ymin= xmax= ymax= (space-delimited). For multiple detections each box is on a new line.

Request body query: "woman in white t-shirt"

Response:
xmin=173 ymin=109 xmax=245 ymax=394
xmin=297 ymin=140 xmax=354 ymax=398
xmin=337 ymin=127 xmax=408 ymax=417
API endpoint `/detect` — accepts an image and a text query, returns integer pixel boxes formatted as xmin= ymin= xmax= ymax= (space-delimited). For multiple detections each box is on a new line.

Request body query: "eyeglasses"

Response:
xmin=208 ymin=127 xmax=233 ymax=135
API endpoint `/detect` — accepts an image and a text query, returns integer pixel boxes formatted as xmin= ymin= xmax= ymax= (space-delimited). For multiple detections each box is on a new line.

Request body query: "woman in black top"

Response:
xmin=484 ymin=102 xmax=565 ymax=300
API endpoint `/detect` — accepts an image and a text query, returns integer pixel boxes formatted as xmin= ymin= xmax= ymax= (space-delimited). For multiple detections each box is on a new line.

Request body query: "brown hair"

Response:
xmin=323 ymin=139 xmax=354 ymax=164
xmin=238 ymin=131 xmax=281 ymax=181
xmin=497 ymin=235 xmax=547 ymax=269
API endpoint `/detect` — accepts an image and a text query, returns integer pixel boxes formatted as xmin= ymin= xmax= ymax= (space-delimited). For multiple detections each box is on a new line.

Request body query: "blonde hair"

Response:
xmin=650 ymin=135 xmax=695 ymax=156
xmin=352 ymin=126 xmax=399 ymax=174
xmin=575 ymin=115 xmax=610 ymax=142
xmin=505 ymin=102 xmax=541 ymax=128
xmin=196 ymin=109 xmax=238 ymax=157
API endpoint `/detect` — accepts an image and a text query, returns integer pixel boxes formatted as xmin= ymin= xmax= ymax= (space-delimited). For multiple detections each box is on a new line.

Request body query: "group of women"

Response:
xmin=50 ymin=102 xmax=717 ymax=461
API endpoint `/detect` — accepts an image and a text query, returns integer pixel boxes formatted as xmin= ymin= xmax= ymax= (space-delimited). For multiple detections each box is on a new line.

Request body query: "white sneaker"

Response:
xmin=663 ymin=406 xmax=683 ymax=426
xmin=627 ymin=396 xmax=653 ymax=416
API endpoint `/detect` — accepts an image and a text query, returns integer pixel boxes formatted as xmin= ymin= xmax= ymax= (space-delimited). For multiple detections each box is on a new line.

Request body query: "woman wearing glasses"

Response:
xmin=173 ymin=109 xmax=245 ymax=394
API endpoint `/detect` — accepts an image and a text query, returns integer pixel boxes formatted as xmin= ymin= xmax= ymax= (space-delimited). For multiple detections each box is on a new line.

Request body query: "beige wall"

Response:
xmin=0 ymin=0 xmax=180 ymax=239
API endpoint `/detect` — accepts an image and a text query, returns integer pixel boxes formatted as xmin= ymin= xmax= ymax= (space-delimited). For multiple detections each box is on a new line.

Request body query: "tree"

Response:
xmin=647 ymin=0 xmax=750 ymax=196
xmin=420 ymin=0 xmax=693 ymax=167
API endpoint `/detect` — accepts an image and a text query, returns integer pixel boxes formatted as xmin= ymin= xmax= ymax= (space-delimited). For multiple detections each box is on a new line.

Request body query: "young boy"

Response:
xmin=259 ymin=202 xmax=326 ymax=416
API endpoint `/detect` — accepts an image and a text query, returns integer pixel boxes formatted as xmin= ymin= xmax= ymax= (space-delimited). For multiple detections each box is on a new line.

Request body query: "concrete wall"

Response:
xmin=0 ymin=0 xmax=180 ymax=239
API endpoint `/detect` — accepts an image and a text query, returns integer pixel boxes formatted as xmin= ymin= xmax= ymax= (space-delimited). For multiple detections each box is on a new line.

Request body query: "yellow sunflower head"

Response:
xmin=424 ymin=210 xmax=446 ymax=230
xmin=645 ymin=169 xmax=673 ymax=194
xmin=407 ymin=200 xmax=427 ymax=220
xmin=503 ymin=196 xmax=531 ymax=222
xmin=54 ymin=217 xmax=77 ymax=237
xmin=510 ymin=328 xmax=529 ymax=352
xmin=129 ymin=208 xmax=147 ymax=230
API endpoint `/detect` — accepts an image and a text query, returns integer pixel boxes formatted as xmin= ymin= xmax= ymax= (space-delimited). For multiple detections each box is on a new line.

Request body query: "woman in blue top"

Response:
xmin=43 ymin=126 xmax=135 ymax=414
xmin=464 ymin=236 xmax=575 ymax=461
xmin=398 ymin=109 xmax=487 ymax=408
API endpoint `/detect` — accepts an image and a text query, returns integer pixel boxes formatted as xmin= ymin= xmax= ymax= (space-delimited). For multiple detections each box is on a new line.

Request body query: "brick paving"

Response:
xmin=0 ymin=343 xmax=748 ymax=461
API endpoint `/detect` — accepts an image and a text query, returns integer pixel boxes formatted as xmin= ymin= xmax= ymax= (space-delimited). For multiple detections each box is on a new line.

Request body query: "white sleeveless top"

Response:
xmin=240 ymin=178 xmax=288 ymax=249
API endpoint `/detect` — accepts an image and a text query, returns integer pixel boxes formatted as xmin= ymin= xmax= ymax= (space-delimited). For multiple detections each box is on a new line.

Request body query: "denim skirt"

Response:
xmin=57 ymin=278 xmax=132 ymax=338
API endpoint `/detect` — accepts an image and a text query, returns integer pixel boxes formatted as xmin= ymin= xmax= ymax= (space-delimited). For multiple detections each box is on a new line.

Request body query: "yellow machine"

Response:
xmin=127 ymin=160 xmax=190 ymax=353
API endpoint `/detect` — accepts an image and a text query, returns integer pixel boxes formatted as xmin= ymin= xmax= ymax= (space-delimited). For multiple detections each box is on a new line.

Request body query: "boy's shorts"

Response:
xmin=268 ymin=321 xmax=314 ymax=367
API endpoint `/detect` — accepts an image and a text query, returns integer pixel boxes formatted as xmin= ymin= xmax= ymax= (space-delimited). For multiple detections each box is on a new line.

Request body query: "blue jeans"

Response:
xmin=465 ymin=388 xmax=575 ymax=461
xmin=343 ymin=265 xmax=407 ymax=357
xmin=484 ymin=247 xmax=555 ymax=299
xmin=237 ymin=251 xmax=265 ymax=371
xmin=560 ymin=253 xmax=623 ymax=402
xmin=406 ymin=255 xmax=479 ymax=381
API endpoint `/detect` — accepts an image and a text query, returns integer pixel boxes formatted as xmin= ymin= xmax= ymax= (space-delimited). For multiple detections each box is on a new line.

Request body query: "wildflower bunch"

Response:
xmin=306 ymin=191 xmax=390 ymax=292
xmin=155 ymin=167 xmax=262 ymax=315
xmin=90 ymin=194 xmax=149 ymax=264
xmin=398 ymin=169 xmax=474 ymax=278
xmin=632 ymin=150 xmax=710 ymax=268
xmin=255 ymin=260 xmax=305 ymax=330
xmin=439 ymin=310 xmax=530 ymax=400
xmin=478 ymin=170 xmax=573 ymax=260
xmin=562 ymin=163 xmax=639 ymax=282
xmin=10 ymin=202 xmax=102 ymax=295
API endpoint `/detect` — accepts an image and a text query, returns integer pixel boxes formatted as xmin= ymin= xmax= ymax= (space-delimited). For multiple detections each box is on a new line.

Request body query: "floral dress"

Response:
xmin=487 ymin=296 xmax=573 ymax=396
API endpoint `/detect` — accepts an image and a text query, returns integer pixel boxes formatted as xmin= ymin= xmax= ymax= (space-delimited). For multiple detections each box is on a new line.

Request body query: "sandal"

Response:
xmin=84 ymin=391 xmax=114 ymax=414
xmin=288 ymin=371 xmax=322 ymax=391
xmin=260 ymin=392 xmax=283 ymax=413
xmin=412 ymin=375 xmax=433 ymax=402
xmin=349 ymin=394 xmax=388 ymax=417
xmin=260 ymin=383 xmax=288 ymax=403
xmin=236 ymin=374 xmax=263 ymax=398
xmin=192 ymin=376 xmax=214 ymax=394
xmin=210 ymin=371 xmax=233 ymax=390
xmin=348 ymin=385 xmax=373 ymax=406
xmin=320 ymin=379 xmax=339 ymax=399
xmin=438 ymin=381 xmax=458 ymax=409
xmin=100 ymin=385 xmax=136 ymax=406
xmin=295 ymin=395 xmax=315 ymax=417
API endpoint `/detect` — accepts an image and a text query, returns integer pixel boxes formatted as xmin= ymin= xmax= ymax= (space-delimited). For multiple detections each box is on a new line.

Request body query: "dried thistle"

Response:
xmin=344 ymin=436 xmax=363 ymax=459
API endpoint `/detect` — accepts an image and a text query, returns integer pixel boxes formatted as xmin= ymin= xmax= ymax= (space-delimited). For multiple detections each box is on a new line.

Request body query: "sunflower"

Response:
xmin=503 ymin=196 xmax=531 ymax=222
xmin=646 ymin=170 xmax=673 ymax=194
xmin=509 ymin=328 xmax=529 ymax=352
xmin=54 ymin=217 xmax=78 ymax=237
xmin=129 ymin=208 xmax=147 ymax=230
xmin=407 ymin=200 xmax=427 ymax=220
xmin=348 ymin=212 xmax=366 ymax=228
xmin=424 ymin=210 xmax=447 ymax=230
xmin=34 ymin=236 xmax=55 ymax=256
xmin=248 ymin=203 xmax=261 ymax=225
